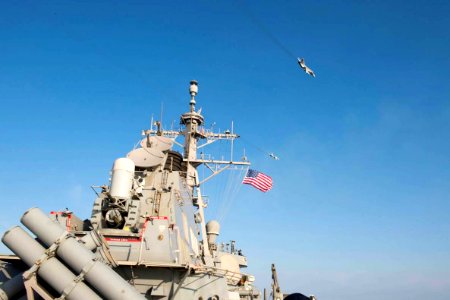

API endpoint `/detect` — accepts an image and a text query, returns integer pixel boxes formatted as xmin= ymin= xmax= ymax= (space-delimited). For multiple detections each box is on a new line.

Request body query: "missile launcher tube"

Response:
xmin=79 ymin=230 xmax=102 ymax=251
xmin=1 ymin=226 xmax=101 ymax=300
xmin=21 ymin=207 xmax=145 ymax=300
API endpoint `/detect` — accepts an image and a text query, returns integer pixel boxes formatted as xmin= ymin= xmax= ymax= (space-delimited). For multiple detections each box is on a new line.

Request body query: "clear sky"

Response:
xmin=1 ymin=1 xmax=450 ymax=299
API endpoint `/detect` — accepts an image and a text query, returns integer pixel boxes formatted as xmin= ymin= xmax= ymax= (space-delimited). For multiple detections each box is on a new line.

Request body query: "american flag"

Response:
xmin=242 ymin=169 xmax=273 ymax=192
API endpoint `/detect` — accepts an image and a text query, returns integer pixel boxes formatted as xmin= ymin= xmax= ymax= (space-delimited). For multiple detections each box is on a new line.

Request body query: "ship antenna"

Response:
xmin=230 ymin=121 xmax=234 ymax=161
xmin=160 ymin=102 xmax=164 ymax=127
xmin=151 ymin=114 xmax=155 ymax=130
xmin=189 ymin=80 xmax=198 ymax=112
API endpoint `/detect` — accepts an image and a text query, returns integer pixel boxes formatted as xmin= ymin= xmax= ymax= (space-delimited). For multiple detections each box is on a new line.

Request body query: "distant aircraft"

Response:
xmin=297 ymin=58 xmax=316 ymax=77
xmin=269 ymin=153 xmax=280 ymax=160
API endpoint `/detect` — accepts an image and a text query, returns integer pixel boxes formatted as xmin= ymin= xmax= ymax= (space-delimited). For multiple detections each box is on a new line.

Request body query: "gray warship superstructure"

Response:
xmin=1 ymin=81 xmax=315 ymax=300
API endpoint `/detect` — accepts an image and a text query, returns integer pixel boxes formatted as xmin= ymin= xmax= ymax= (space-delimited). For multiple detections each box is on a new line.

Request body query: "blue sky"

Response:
xmin=1 ymin=1 xmax=450 ymax=299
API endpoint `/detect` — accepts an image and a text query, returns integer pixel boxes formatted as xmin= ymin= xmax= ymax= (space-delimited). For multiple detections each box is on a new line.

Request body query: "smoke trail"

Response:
xmin=238 ymin=1 xmax=297 ymax=60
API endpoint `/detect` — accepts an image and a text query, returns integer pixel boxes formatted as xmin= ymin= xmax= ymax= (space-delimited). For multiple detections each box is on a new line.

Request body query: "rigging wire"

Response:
xmin=221 ymin=169 xmax=238 ymax=222
xmin=215 ymin=166 xmax=235 ymax=222
xmin=223 ymin=167 xmax=247 ymax=223
xmin=216 ymin=166 xmax=248 ymax=224
xmin=203 ymin=141 xmax=229 ymax=220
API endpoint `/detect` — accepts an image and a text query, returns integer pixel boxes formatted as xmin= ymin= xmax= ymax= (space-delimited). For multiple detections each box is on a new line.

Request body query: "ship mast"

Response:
xmin=143 ymin=80 xmax=250 ymax=189
xmin=180 ymin=80 xmax=204 ymax=187
xmin=181 ymin=80 xmax=251 ymax=189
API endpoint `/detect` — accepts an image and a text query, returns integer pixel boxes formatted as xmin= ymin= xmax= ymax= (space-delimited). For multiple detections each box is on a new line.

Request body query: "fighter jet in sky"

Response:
xmin=297 ymin=58 xmax=316 ymax=77
xmin=269 ymin=153 xmax=280 ymax=160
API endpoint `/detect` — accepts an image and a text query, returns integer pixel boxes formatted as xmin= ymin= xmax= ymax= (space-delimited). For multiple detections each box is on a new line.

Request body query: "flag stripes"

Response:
xmin=242 ymin=169 xmax=273 ymax=192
